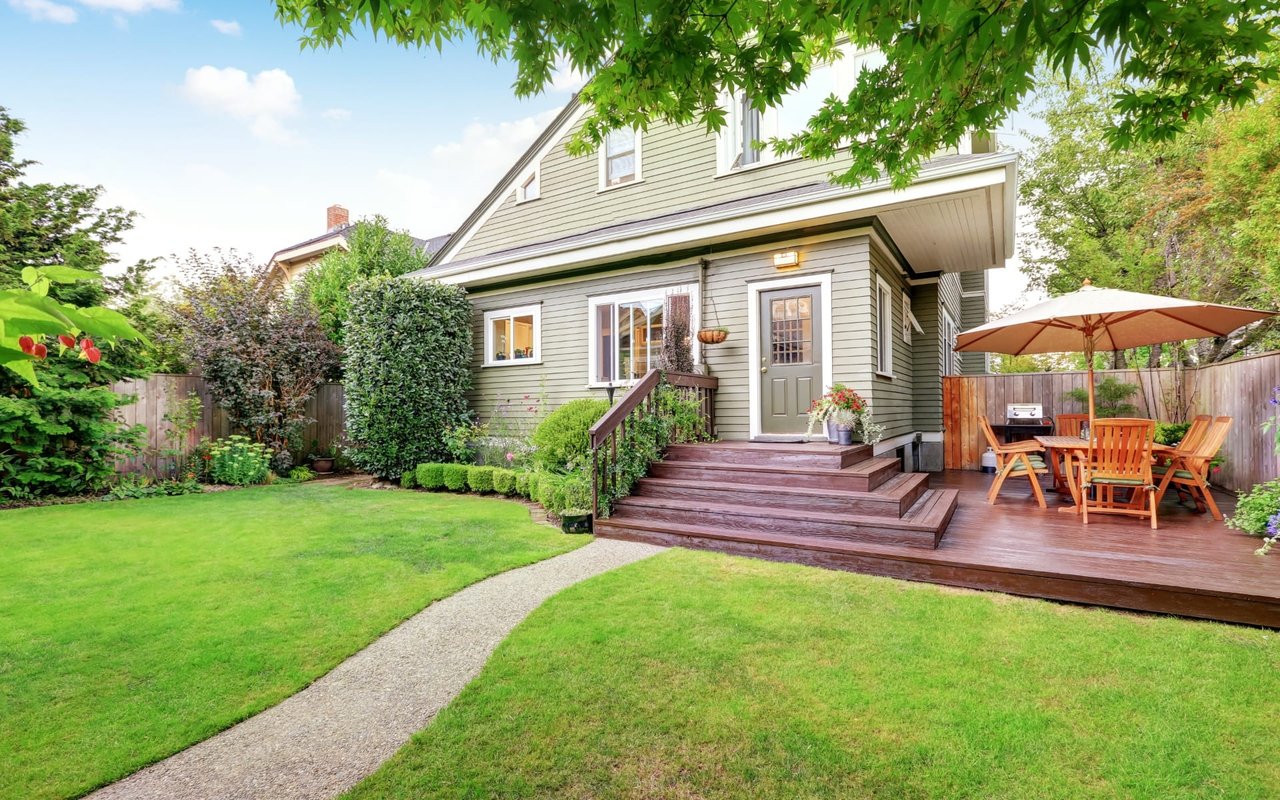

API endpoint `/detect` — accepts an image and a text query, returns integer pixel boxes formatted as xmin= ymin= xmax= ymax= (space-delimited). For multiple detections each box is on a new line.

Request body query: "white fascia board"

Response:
xmin=434 ymin=154 xmax=1016 ymax=287
xmin=271 ymin=234 xmax=348 ymax=265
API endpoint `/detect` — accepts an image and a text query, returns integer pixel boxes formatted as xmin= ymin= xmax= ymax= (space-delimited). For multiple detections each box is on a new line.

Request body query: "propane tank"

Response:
xmin=980 ymin=447 xmax=998 ymax=474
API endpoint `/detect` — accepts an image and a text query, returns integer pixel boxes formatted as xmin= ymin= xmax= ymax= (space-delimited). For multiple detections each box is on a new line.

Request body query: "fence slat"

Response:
xmin=109 ymin=375 xmax=345 ymax=476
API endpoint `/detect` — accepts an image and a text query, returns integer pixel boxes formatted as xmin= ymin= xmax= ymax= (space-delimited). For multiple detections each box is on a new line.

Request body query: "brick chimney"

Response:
xmin=326 ymin=204 xmax=349 ymax=231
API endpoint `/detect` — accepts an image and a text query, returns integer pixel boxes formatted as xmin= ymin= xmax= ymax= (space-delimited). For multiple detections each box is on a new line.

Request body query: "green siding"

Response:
xmin=959 ymin=270 xmax=989 ymax=375
xmin=868 ymin=245 xmax=916 ymax=440
xmin=911 ymin=282 xmax=943 ymax=432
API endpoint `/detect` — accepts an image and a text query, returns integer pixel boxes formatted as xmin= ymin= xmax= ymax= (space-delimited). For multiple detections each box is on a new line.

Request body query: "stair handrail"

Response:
xmin=588 ymin=369 xmax=718 ymax=519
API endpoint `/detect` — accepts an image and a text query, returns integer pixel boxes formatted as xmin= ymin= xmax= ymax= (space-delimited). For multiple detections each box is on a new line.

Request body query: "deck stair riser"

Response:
xmin=648 ymin=457 xmax=902 ymax=492
xmin=633 ymin=473 xmax=929 ymax=517
xmin=613 ymin=493 xmax=948 ymax=548
xmin=664 ymin=443 xmax=873 ymax=470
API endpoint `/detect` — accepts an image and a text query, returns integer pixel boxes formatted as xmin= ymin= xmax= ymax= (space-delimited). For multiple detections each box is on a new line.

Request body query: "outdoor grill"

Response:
xmin=1002 ymin=403 xmax=1053 ymax=443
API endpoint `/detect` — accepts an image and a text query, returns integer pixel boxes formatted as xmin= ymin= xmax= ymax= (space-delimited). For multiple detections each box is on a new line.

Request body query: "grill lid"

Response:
xmin=1006 ymin=403 xmax=1044 ymax=420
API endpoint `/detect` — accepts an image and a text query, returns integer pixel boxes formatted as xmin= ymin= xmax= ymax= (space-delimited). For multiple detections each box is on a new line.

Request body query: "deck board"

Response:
xmin=602 ymin=467 xmax=1280 ymax=627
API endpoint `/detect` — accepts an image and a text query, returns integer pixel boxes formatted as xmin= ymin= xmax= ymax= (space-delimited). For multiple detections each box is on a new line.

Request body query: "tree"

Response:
xmin=275 ymin=1 xmax=1280 ymax=187
xmin=343 ymin=276 xmax=473 ymax=478
xmin=299 ymin=216 xmax=431 ymax=347
xmin=171 ymin=250 xmax=340 ymax=471
xmin=1020 ymin=74 xmax=1280 ymax=365
xmin=0 ymin=107 xmax=146 ymax=384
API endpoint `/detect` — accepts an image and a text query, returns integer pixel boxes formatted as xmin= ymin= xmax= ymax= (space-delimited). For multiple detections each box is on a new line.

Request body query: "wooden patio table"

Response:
xmin=1034 ymin=435 xmax=1173 ymax=514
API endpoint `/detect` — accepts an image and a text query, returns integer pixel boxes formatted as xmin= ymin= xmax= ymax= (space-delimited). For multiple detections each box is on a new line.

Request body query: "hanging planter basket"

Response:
xmin=697 ymin=328 xmax=729 ymax=345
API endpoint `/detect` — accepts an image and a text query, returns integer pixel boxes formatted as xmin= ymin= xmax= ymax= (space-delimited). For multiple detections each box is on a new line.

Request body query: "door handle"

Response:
xmin=761 ymin=366 xmax=768 ymax=373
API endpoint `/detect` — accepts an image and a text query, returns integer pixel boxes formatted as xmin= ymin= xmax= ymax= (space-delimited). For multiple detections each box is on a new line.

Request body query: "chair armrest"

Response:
xmin=995 ymin=441 xmax=1045 ymax=454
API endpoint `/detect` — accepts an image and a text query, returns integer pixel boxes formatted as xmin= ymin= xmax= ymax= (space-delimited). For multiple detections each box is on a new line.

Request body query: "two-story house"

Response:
xmin=411 ymin=48 xmax=1013 ymax=471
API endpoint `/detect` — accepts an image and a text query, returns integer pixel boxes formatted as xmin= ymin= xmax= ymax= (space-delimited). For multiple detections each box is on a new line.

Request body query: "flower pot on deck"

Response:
xmin=824 ymin=418 xmax=840 ymax=444
xmin=837 ymin=427 xmax=855 ymax=446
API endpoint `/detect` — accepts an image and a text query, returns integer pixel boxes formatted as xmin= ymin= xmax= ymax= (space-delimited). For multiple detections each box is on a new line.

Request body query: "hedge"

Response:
xmin=416 ymin=462 xmax=445 ymax=490
xmin=343 ymin=276 xmax=473 ymax=478
xmin=400 ymin=469 xmax=417 ymax=489
xmin=467 ymin=466 xmax=496 ymax=493
xmin=442 ymin=463 xmax=470 ymax=491
xmin=493 ymin=468 xmax=517 ymax=496
xmin=527 ymin=472 xmax=542 ymax=501
xmin=515 ymin=471 xmax=530 ymax=498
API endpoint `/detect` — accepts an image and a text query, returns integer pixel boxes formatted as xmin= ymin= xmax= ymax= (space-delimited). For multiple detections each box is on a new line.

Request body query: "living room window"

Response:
xmin=600 ymin=128 xmax=641 ymax=189
xmin=589 ymin=286 xmax=697 ymax=385
xmin=483 ymin=304 xmax=541 ymax=366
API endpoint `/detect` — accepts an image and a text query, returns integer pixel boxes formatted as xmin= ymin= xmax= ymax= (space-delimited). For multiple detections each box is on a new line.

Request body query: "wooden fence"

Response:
xmin=111 ymin=374 xmax=345 ymax=476
xmin=943 ymin=351 xmax=1280 ymax=493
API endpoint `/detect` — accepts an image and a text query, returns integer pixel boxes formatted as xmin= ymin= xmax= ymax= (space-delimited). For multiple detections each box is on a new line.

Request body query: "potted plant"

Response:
xmin=696 ymin=326 xmax=729 ymax=345
xmin=806 ymin=384 xmax=866 ymax=443
xmin=559 ymin=507 xmax=593 ymax=534
xmin=831 ymin=408 xmax=858 ymax=445
xmin=309 ymin=440 xmax=336 ymax=474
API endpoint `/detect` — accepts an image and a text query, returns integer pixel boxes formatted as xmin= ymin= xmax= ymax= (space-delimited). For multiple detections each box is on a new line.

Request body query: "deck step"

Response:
xmin=601 ymin=489 xmax=958 ymax=551
xmin=649 ymin=456 xmax=902 ymax=492
xmin=609 ymin=489 xmax=958 ymax=550
xmin=664 ymin=442 xmax=873 ymax=470
xmin=633 ymin=471 xmax=929 ymax=517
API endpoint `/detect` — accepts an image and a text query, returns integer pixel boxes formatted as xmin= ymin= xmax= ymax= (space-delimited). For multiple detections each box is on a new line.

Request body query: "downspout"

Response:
xmin=698 ymin=257 xmax=710 ymax=374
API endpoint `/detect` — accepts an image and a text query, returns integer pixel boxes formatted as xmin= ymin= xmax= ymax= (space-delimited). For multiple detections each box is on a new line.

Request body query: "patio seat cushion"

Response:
xmin=1087 ymin=476 xmax=1149 ymax=486
xmin=1008 ymin=459 xmax=1047 ymax=473
xmin=1152 ymin=465 xmax=1196 ymax=480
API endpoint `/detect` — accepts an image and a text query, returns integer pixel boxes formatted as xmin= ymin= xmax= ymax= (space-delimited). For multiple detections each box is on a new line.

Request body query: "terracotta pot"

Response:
xmin=697 ymin=328 xmax=729 ymax=345
xmin=311 ymin=457 xmax=335 ymax=474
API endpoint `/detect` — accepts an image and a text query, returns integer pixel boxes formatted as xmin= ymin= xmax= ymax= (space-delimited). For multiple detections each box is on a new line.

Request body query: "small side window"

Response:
xmin=516 ymin=168 xmax=540 ymax=203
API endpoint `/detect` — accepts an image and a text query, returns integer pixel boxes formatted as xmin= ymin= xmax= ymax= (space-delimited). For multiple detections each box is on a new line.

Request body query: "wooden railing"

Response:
xmin=588 ymin=369 xmax=718 ymax=518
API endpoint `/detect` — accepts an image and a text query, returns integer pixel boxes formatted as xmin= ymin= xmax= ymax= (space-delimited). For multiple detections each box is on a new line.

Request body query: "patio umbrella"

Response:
xmin=955 ymin=280 xmax=1274 ymax=424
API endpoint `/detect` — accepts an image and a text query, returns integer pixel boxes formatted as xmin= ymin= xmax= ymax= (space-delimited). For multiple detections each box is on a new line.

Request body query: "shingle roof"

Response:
xmin=272 ymin=225 xmax=452 ymax=264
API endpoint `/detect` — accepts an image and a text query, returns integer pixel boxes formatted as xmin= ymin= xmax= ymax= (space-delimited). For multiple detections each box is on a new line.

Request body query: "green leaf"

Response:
xmin=36 ymin=265 xmax=102 ymax=284
xmin=20 ymin=267 xmax=38 ymax=286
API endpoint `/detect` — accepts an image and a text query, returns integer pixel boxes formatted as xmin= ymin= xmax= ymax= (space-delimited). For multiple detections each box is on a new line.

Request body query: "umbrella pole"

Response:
xmin=1084 ymin=335 xmax=1097 ymax=429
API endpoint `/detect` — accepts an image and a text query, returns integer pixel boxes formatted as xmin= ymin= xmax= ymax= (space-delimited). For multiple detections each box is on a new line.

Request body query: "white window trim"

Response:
xmin=747 ymin=272 xmax=834 ymax=441
xmin=586 ymin=283 xmax=700 ymax=388
xmin=942 ymin=308 xmax=958 ymax=377
xmin=515 ymin=165 xmax=541 ymax=204
xmin=598 ymin=128 xmax=643 ymax=192
xmin=482 ymin=304 xmax=542 ymax=367
xmin=875 ymin=275 xmax=894 ymax=378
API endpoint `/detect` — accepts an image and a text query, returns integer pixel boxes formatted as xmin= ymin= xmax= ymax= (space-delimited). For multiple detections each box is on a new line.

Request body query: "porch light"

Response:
xmin=773 ymin=250 xmax=799 ymax=269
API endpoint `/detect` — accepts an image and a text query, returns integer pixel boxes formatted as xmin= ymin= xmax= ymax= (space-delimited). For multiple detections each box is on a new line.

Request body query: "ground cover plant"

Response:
xmin=0 ymin=482 xmax=585 ymax=800
xmin=347 ymin=549 xmax=1280 ymax=800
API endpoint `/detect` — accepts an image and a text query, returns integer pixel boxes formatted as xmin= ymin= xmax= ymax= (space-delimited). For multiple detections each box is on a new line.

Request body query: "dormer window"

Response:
xmin=516 ymin=167 xmax=540 ymax=203
xmin=600 ymin=128 xmax=641 ymax=190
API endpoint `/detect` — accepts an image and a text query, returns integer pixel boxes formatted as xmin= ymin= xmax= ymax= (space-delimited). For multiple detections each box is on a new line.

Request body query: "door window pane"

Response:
xmin=770 ymin=293 xmax=813 ymax=365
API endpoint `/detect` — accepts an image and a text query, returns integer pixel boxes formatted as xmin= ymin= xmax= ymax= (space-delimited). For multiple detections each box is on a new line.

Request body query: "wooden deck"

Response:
xmin=599 ymin=448 xmax=1280 ymax=627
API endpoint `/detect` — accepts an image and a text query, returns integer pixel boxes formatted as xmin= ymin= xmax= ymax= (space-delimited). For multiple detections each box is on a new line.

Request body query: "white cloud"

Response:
xmin=321 ymin=107 xmax=351 ymax=121
xmin=209 ymin=18 xmax=240 ymax=37
xmin=549 ymin=56 xmax=587 ymax=93
xmin=431 ymin=107 xmax=560 ymax=164
xmin=8 ymin=0 xmax=78 ymax=23
xmin=181 ymin=66 xmax=302 ymax=144
xmin=75 ymin=0 xmax=178 ymax=12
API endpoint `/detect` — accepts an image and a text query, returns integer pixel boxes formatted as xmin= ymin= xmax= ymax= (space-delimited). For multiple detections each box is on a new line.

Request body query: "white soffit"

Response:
xmin=878 ymin=182 xmax=1007 ymax=274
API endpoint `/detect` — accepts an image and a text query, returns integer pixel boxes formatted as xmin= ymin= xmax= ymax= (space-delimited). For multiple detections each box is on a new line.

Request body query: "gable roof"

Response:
xmin=271 ymin=225 xmax=452 ymax=266
xmin=428 ymin=96 xmax=586 ymax=266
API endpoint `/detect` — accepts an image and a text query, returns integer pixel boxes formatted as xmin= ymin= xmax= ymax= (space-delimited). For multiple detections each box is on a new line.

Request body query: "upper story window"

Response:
xmin=516 ymin=167 xmax=540 ymax=203
xmin=600 ymin=128 xmax=641 ymax=189
xmin=484 ymin=304 xmax=541 ymax=366
xmin=718 ymin=47 xmax=882 ymax=174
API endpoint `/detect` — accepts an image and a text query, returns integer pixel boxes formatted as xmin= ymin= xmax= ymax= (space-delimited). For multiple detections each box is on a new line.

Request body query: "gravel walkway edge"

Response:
xmin=88 ymin=538 xmax=666 ymax=800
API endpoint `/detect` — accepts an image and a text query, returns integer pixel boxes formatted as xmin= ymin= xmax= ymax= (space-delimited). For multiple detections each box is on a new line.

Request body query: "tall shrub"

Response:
xmin=171 ymin=250 xmax=340 ymax=472
xmin=343 ymin=276 xmax=472 ymax=478
xmin=532 ymin=398 xmax=611 ymax=471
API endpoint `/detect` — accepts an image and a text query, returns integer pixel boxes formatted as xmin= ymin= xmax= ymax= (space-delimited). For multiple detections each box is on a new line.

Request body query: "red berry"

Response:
xmin=58 ymin=334 xmax=76 ymax=348
xmin=32 ymin=342 xmax=47 ymax=359
xmin=80 ymin=338 xmax=94 ymax=351
xmin=18 ymin=335 xmax=34 ymax=354
xmin=86 ymin=346 xmax=101 ymax=364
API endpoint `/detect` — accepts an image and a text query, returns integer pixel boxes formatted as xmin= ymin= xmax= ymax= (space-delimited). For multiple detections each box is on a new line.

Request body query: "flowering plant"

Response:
xmin=805 ymin=384 xmax=884 ymax=444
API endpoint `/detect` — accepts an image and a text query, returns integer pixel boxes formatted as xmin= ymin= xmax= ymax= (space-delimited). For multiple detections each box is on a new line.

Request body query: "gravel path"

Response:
xmin=89 ymin=538 xmax=665 ymax=800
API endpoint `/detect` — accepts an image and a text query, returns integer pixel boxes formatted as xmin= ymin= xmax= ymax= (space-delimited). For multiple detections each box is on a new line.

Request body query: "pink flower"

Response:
xmin=506 ymin=452 xmax=515 ymax=462
xmin=523 ymin=394 xmax=530 ymax=400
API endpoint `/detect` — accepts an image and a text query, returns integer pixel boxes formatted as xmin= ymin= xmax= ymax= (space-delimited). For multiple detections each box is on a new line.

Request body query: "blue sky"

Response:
xmin=0 ymin=0 xmax=579 ymax=274
xmin=1 ymin=0 xmax=1037 ymax=307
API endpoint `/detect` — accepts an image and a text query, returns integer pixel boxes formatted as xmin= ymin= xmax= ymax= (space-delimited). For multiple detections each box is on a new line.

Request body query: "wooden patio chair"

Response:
xmin=1154 ymin=416 xmax=1232 ymax=520
xmin=979 ymin=415 xmax=1048 ymax=509
xmin=1056 ymin=413 xmax=1090 ymax=437
xmin=1078 ymin=418 xmax=1158 ymax=529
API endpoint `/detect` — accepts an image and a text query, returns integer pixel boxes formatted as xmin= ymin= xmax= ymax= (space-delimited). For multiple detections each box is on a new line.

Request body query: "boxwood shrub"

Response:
xmin=467 ymin=466 xmax=496 ymax=493
xmin=536 ymin=474 xmax=565 ymax=515
xmin=527 ymin=472 xmax=542 ymax=501
xmin=442 ymin=463 xmax=469 ymax=492
xmin=416 ymin=462 xmax=445 ymax=490
xmin=514 ymin=471 xmax=530 ymax=497
xmin=400 ymin=469 xmax=417 ymax=489
xmin=343 ymin=276 xmax=473 ymax=478
xmin=532 ymin=398 xmax=610 ymax=471
xmin=492 ymin=468 xmax=517 ymax=496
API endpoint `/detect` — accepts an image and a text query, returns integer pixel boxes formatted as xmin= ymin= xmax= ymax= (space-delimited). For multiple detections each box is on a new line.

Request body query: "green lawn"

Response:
xmin=348 ymin=549 xmax=1280 ymax=800
xmin=0 ymin=483 xmax=585 ymax=800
